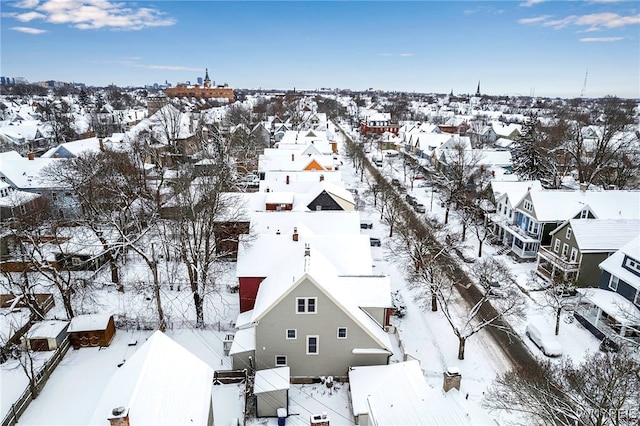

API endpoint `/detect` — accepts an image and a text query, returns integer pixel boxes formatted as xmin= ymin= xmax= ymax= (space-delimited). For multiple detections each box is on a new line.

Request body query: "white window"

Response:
xmin=296 ymin=297 xmax=317 ymax=314
xmin=527 ymin=221 xmax=539 ymax=235
xmin=562 ymin=244 xmax=569 ymax=258
xmin=570 ymin=248 xmax=578 ymax=262
xmin=566 ymin=228 xmax=572 ymax=240
xmin=523 ymin=200 xmax=533 ymax=212
xmin=580 ymin=209 xmax=589 ymax=219
xmin=553 ymin=239 xmax=561 ymax=253
xmin=275 ymin=355 xmax=287 ymax=366
xmin=307 ymin=336 xmax=319 ymax=355
xmin=286 ymin=329 xmax=297 ymax=340
xmin=609 ymin=275 xmax=619 ymax=291
xmin=337 ymin=327 xmax=347 ymax=339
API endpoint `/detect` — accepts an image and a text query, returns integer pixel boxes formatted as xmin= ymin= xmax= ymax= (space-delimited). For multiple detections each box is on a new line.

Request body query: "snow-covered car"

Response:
xmin=413 ymin=203 xmax=426 ymax=213
xmin=369 ymin=237 xmax=382 ymax=247
xmin=525 ymin=323 xmax=563 ymax=357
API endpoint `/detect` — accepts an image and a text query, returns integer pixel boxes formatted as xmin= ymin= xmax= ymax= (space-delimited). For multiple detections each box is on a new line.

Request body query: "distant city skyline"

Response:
xmin=1 ymin=1 xmax=639 ymax=98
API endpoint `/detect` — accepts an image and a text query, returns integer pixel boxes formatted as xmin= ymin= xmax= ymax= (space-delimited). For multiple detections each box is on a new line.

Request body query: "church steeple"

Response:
xmin=476 ymin=81 xmax=481 ymax=97
xmin=204 ymin=68 xmax=211 ymax=87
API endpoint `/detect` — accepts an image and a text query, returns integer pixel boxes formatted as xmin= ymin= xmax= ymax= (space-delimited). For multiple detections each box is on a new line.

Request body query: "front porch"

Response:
xmin=536 ymin=246 xmax=580 ymax=282
xmin=574 ymin=288 xmax=640 ymax=347
xmin=501 ymin=223 xmax=539 ymax=259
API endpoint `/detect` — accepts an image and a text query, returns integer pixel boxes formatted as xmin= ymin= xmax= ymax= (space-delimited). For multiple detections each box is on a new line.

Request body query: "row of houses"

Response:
xmin=486 ymin=180 xmax=640 ymax=347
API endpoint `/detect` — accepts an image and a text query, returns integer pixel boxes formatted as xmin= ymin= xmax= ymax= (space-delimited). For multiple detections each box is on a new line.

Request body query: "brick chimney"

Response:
xmin=291 ymin=153 xmax=295 ymax=161
xmin=99 ymin=138 xmax=104 ymax=151
xmin=108 ymin=407 xmax=129 ymax=426
xmin=443 ymin=367 xmax=461 ymax=392
xmin=319 ymin=174 xmax=324 ymax=182
xmin=28 ymin=152 xmax=34 ymax=160
xmin=293 ymin=227 xmax=298 ymax=241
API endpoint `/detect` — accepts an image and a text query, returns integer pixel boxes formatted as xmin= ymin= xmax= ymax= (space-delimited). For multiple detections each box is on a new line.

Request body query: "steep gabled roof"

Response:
xmin=251 ymin=247 xmax=392 ymax=351
xmin=90 ymin=331 xmax=214 ymax=426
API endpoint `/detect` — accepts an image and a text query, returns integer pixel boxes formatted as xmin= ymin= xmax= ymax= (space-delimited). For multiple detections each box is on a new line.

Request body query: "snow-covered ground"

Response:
xmin=3 ymin=126 xmax=607 ymax=425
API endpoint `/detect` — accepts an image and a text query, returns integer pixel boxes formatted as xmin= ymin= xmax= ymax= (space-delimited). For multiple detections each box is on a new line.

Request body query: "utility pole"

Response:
xmin=580 ymin=69 xmax=588 ymax=98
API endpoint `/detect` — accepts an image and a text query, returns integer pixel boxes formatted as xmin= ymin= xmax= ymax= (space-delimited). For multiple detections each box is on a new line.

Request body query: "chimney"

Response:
xmin=54 ymin=153 xmax=60 ymax=159
xmin=310 ymin=413 xmax=330 ymax=426
xmin=276 ymin=229 xmax=281 ymax=235
xmin=293 ymin=227 xmax=298 ymax=241
xmin=28 ymin=152 xmax=34 ymax=160
xmin=319 ymin=174 xmax=324 ymax=182
xmin=579 ymin=182 xmax=587 ymax=192
xmin=304 ymin=242 xmax=310 ymax=257
xmin=286 ymin=175 xmax=290 ymax=185
xmin=443 ymin=367 xmax=461 ymax=392
xmin=108 ymin=407 xmax=129 ymax=426
xmin=291 ymin=153 xmax=295 ymax=161
xmin=99 ymin=138 xmax=104 ymax=151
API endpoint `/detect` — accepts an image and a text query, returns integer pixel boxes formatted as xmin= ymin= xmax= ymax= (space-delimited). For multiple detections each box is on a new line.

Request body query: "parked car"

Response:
xmin=525 ymin=323 xmax=563 ymax=357
xmin=374 ymin=159 xmax=383 ymax=167
xmin=391 ymin=178 xmax=400 ymax=186
xmin=405 ymin=194 xmax=417 ymax=206
xmin=360 ymin=220 xmax=373 ymax=229
xmin=369 ymin=237 xmax=381 ymax=247
xmin=413 ymin=203 xmax=426 ymax=213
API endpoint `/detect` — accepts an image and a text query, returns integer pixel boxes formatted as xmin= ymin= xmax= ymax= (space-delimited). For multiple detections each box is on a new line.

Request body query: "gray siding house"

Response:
xmin=232 ymin=244 xmax=393 ymax=380
xmin=536 ymin=219 xmax=640 ymax=287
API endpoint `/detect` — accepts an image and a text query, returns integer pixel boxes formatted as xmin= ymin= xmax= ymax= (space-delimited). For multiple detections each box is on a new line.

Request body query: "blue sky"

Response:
xmin=1 ymin=0 xmax=639 ymax=98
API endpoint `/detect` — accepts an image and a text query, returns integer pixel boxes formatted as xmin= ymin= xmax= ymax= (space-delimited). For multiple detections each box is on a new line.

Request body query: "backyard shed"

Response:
xmin=22 ymin=320 xmax=69 ymax=351
xmin=254 ymin=366 xmax=290 ymax=417
xmin=68 ymin=314 xmax=116 ymax=349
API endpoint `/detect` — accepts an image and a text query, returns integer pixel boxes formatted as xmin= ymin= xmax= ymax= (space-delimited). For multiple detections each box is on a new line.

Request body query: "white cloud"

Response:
xmin=12 ymin=26 xmax=47 ymax=34
xmin=580 ymin=36 xmax=624 ymax=41
xmin=15 ymin=11 xmax=45 ymax=21
xmin=399 ymin=53 xmax=415 ymax=57
xmin=519 ymin=12 xmax=640 ymax=31
xmin=519 ymin=0 xmax=545 ymax=7
xmin=518 ymin=15 xmax=553 ymax=24
xmin=9 ymin=0 xmax=175 ymax=30
xmin=379 ymin=53 xmax=414 ymax=57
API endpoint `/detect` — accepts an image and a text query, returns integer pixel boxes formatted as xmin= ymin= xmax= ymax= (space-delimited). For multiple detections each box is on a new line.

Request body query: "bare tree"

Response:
xmin=484 ymin=349 xmax=640 ymax=426
xmin=437 ymin=257 xmax=526 ymax=359
xmin=377 ymin=187 xmax=403 ymax=238
xmin=560 ymin=96 xmax=637 ymax=189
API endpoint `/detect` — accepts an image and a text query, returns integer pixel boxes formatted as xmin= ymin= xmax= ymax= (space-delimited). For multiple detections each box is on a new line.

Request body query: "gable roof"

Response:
xmin=599 ymin=235 xmax=640 ymax=291
xmin=90 ymin=331 xmax=214 ymax=426
xmin=250 ymin=246 xmax=392 ymax=351
xmin=554 ymin=219 xmax=640 ymax=252
xmin=524 ymin=190 xmax=640 ymax=222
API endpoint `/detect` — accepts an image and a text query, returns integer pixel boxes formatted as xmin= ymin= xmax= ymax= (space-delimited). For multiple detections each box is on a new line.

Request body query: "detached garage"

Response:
xmin=23 ymin=320 xmax=69 ymax=351
xmin=254 ymin=366 xmax=290 ymax=418
xmin=68 ymin=314 xmax=116 ymax=349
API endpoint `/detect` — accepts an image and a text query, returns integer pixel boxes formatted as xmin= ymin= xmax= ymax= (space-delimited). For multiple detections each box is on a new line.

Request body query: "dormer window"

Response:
xmin=580 ymin=209 xmax=589 ymax=219
xmin=523 ymin=200 xmax=533 ymax=212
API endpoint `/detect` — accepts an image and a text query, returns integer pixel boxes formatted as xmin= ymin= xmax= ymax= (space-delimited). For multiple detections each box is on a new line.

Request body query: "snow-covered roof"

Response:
xmin=90 ymin=331 xmax=214 ymax=426
xmin=68 ymin=314 xmax=112 ymax=332
xmin=559 ymin=219 xmax=640 ymax=252
xmin=598 ymin=236 xmax=640 ymax=291
xmin=236 ymin=230 xmax=373 ymax=278
xmin=259 ymin=170 xmax=343 ymax=190
xmin=491 ymin=180 xmax=542 ymax=206
xmin=229 ymin=326 xmax=255 ymax=355
xmin=254 ymin=367 xmax=290 ymax=394
xmin=26 ymin=320 xmax=69 ymax=339
xmin=526 ymin=190 xmax=640 ymax=222
xmin=0 ymin=151 xmax=64 ymax=189
xmin=247 ymin=210 xmax=361 ymax=236
xmin=578 ymin=288 xmax=640 ymax=324
xmin=349 ymin=360 xmax=486 ymax=425
xmin=250 ymin=246 xmax=392 ymax=352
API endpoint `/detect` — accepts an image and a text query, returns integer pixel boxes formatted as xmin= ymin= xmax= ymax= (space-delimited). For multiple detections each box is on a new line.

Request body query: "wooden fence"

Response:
xmin=1 ymin=336 xmax=71 ymax=426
